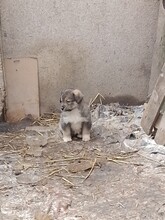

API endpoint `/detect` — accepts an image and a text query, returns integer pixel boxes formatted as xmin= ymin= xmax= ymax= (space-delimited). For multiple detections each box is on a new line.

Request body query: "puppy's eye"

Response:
xmin=60 ymin=99 xmax=62 ymax=103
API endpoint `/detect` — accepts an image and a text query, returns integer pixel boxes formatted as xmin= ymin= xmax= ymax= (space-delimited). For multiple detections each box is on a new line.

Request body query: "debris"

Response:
xmin=83 ymin=158 xmax=97 ymax=182
xmin=33 ymin=112 xmax=60 ymax=126
xmin=26 ymin=131 xmax=48 ymax=147
xmin=125 ymin=133 xmax=136 ymax=140
xmin=12 ymin=162 xmax=23 ymax=175
xmin=157 ymin=203 xmax=165 ymax=217
xmin=26 ymin=146 xmax=43 ymax=157
xmin=0 ymin=115 xmax=34 ymax=133
xmin=16 ymin=173 xmax=41 ymax=185
xmin=89 ymin=93 xmax=105 ymax=107
xmin=25 ymin=125 xmax=61 ymax=146
xmin=68 ymin=160 xmax=95 ymax=173
xmin=35 ymin=211 xmax=52 ymax=220
xmin=0 ymin=103 xmax=165 ymax=219
xmin=62 ymin=177 xmax=75 ymax=186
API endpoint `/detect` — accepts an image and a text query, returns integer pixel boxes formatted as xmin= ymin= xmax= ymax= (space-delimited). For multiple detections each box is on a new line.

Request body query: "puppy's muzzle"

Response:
xmin=61 ymin=105 xmax=72 ymax=111
xmin=61 ymin=105 xmax=65 ymax=111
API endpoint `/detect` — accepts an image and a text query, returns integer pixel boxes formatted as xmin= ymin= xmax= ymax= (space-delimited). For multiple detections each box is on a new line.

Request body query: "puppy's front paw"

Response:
xmin=63 ymin=136 xmax=72 ymax=142
xmin=82 ymin=134 xmax=90 ymax=142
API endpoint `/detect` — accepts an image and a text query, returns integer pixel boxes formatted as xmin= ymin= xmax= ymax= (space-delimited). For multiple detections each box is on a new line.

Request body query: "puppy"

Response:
xmin=59 ymin=89 xmax=92 ymax=142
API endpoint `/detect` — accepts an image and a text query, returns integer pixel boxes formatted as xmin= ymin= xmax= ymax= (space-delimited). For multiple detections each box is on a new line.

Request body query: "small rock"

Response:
xmin=68 ymin=160 xmax=94 ymax=173
xmin=13 ymin=163 xmax=24 ymax=175
xmin=130 ymin=124 xmax=141 ymax=132
xmin=140 ymin=139 xmax=150 ymax=146
xmin=16 ymin=173 xmax=40 ymax=185
xmin=14 ymin=170 xmax=22 ymax=175
xmin=35 ymin=211 xmax=52 ymax=220
xmin=120 ymin=116 xmax=129 ymax=123
xmin=26 ymin=135 xmax=48 ymax=147
xmin=158 ymin=204 xmax=165 ymax=217
xmin=98 ymin=105 xmax=110 ymax=118
xmin=26 ymin=146 xmax=43 ymax=157
xmin=126 ymin=133 xmax=136 ymax=140
xmin=25 ymin=125 xmax=61 ymax=145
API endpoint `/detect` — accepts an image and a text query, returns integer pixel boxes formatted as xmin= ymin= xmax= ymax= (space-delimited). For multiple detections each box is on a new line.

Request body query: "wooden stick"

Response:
xmin=83 ymin=158 xmax=97 ymax=182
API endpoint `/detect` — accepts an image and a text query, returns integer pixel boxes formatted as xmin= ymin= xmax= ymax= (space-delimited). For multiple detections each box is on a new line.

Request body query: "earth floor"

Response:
xmin=0 ymin=104 xmax=165 ymax=220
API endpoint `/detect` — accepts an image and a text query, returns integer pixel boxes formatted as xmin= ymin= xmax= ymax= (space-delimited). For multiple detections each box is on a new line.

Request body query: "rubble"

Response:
xmin=0 ymin=104 xmax=165 ymax=219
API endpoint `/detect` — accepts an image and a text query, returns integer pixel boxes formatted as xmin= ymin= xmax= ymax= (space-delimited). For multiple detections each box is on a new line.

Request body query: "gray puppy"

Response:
xmin=59 ymin=89 xmax=92 ymax=142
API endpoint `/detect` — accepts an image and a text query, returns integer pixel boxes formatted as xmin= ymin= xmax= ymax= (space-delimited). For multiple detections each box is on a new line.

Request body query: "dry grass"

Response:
xmin=33 ymin=112 xmax=60 ymax=126
xmin=33 ymin=149 xmax=139 ymax=187
xmin=0 ymin=130 xmax=140 ymax=187
xmin=89 ymin=93 xmax=105 ymax=107
xmin=0 ymin=104 xmax=141 ymax=188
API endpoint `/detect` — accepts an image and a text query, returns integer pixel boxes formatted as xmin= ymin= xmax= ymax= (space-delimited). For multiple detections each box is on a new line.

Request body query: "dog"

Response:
xmin=59 ymin=89 xmax=92 ymax=142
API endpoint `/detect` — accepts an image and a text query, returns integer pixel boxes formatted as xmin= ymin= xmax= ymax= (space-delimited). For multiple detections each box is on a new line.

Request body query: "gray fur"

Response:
xmin=59 ymin=89 xmax=92 ymax=142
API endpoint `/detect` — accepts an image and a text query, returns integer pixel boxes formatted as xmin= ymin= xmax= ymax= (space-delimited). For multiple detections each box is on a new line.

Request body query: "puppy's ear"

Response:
xmin=73 ymin=89 xmax=84 ymax=103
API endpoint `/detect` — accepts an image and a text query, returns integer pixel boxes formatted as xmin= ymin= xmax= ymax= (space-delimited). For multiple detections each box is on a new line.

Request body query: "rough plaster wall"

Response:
xmin=0 ymin=57 xmax=4 ymax=111
xmin=0 ymin=30 xmax=5 ymax=118
xmin=1 ymin=0 xmax=159 ymax=113
xmin=149 ymin=0 xmax=165 ymax=94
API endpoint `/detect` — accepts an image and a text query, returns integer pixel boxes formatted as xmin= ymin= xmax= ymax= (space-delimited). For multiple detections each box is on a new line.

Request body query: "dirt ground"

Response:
xmin=0 ymin=104 xmax=165 ymax=220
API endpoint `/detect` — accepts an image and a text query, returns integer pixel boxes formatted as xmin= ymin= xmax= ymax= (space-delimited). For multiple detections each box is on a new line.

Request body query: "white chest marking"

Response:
xmin=63 ymin=109 xmax=86 ymax=123
xmin=63 ymin=109 xmax=87 ymax=133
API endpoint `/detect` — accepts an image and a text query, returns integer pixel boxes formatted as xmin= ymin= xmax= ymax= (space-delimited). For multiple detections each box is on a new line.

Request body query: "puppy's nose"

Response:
xmin=61 ymin=106 xmax=64 ymax=111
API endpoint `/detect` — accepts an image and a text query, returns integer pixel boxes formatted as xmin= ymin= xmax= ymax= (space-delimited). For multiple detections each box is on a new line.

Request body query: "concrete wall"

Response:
xmin=1 ymin=0 xmax=159 ymax=113
xmin=149 ymin=0 xmax=165 ymax=94
xmin=0 ymin=29 xmax=5 ymax=119
xmin=0 ymin=55 xmax=4 ymax=119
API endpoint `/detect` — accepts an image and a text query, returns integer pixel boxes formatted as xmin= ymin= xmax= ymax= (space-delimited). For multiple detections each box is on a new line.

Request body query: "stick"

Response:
xmin=46 ymin=157 xmax=85 ymax=163
xmin=83 ymin=158 xmax=97 ymax=182
xmin=62 ymin=177 xmax=74 ymax=186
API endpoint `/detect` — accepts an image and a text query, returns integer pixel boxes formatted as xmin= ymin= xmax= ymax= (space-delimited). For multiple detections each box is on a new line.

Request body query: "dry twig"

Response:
xmin=62 ymin=177 xmax=74 ymax=186
xmin=89 ymin=93 xmax=105 ymax=107
xmin=83 ymin=158 xmax=97 ymax=182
